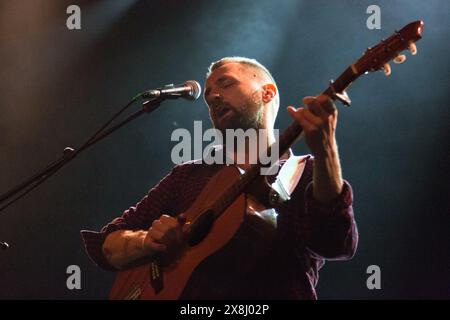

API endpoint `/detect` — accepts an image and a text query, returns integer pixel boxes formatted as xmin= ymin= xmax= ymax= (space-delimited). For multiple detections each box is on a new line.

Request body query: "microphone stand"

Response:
xmin=0 ymin=96 xmax=169 ymax=247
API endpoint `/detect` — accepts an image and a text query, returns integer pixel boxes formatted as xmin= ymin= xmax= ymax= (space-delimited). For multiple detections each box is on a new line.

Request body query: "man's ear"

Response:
xmin=261 ymin=83 xmax=277 ymax=103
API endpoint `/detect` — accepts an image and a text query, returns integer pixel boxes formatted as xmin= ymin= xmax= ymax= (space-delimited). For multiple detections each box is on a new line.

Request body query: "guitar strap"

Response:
xmin=268 ymin=154 xmax=310 ymax=206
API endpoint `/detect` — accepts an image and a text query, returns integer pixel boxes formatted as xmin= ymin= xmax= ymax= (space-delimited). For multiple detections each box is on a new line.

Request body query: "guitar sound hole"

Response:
xmin=188 ymin=209 xmax=215 ymax=246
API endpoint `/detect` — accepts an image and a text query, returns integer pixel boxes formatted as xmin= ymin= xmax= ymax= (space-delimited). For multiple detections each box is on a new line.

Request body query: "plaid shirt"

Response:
xmin=81 ymin=154 xmax=358 ymax=299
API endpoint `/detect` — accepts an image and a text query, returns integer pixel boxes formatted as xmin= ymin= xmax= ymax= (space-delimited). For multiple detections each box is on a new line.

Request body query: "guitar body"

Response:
xmin=109 ymin=165 xmax=246 ymax=300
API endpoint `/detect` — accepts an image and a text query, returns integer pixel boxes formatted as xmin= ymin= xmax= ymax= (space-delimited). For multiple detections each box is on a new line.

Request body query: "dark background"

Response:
xmin=0 ymin=0 xmax=449 ymax=299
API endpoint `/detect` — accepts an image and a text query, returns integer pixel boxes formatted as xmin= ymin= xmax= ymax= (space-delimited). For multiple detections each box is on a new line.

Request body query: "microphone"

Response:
xmin=140 ymin=80 xmax=202 ymax=101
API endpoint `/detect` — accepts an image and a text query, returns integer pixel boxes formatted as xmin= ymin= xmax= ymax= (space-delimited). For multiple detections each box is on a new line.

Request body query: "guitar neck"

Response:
xmin=211 ymin=19 xmax=425 ymax=216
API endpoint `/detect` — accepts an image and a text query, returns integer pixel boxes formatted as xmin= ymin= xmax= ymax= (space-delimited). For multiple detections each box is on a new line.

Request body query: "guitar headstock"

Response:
xmin=354 ymin=20 xmax=424 ymax=76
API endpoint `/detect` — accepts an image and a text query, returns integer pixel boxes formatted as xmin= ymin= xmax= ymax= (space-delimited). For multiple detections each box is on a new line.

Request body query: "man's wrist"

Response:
xmin=312 ymin=138 xmax=344 ymax=204
xmin=137 ymin=230 xmax=151 ymax=254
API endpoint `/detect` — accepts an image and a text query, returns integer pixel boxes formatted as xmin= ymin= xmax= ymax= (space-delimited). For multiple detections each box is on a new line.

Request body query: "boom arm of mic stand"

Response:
xmin=0 ymin=98 xmax=163 ymax=213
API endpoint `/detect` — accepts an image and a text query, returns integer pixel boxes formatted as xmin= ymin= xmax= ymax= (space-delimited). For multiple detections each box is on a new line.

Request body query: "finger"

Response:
xmin=160 ymin=214 xmax=179 ymax=228
xmin=288 ymin=107 xmax=316 ymax=132
xmin=287 ymin=107 xmax=309 ymax=126
xmin=148 ymin=227 xmax=165 ymax=242
xmin=287 ymin=105 xmax=297 ymax=116
xmin=308 ymin=99 xmax=327 ymax=120
xmin=153 ymin=217 xmax=179 ymax=235
xmin=304 ymin=95 xmax=337 ymax=118
xmin=287 ymin=106 xmax=301 ymax=123
xmin=160 ymin=216 xmax=182 ymax=242
xmin=302 ymin=96 xmax=321 ymax=117
xmin=174 ymin=216 xmax=187 ymax=243
xmin=155 ymin=216 xmax=182 ymax=244
xmin=297 ymin=114 xmax=316 ymax=133
xmin=287 ymin=106 xmax=304 ymax=125
xmin=302 ymin=96 xmax=315 ymax=106
xmin=146 ymin=240 xmax=166 ymax=252
xmin=301 ymin=108 xmax=322 ymax=127
xmin=316 ymin=94 xmax=336 ymax=114
xmin=151 ymin=219 xmax=170 ymax=234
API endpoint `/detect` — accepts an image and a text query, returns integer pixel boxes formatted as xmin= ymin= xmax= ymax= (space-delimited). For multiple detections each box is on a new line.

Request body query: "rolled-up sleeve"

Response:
xmin=304 ymin=180 xmax=358 ymax=260
xmin=80 ymin=165 xmax=182 ymax=271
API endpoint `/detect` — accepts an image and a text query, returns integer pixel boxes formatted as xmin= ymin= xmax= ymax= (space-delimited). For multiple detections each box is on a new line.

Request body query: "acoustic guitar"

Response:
xmin=109 ymin=20 xmax=424 ymax=300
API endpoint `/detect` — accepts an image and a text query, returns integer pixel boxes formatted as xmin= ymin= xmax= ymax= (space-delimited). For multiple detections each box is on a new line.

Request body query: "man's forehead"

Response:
xmin=207 ymin=62 xmax=253 ymax=82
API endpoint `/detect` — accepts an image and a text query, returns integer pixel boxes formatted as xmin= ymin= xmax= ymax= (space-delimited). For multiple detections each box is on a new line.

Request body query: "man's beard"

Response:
xmin=226 ymin=107 xmax=263 ymax=131
xmin=215 ymin=95 xmax=264 ymax=133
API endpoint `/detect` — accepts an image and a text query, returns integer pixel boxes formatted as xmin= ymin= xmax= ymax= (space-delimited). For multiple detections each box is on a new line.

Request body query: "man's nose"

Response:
xmin=206 ymin=91 xmax=222 ymax=106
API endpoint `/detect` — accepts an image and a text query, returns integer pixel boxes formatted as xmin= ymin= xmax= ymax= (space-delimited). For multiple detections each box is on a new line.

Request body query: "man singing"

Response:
xmin=81 ymin=57 xmax=358 ymax=299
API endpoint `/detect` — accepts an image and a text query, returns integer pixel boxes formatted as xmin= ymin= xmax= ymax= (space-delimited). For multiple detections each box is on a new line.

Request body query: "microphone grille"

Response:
xmin=185 ymin=80 xmax=202 ymax=100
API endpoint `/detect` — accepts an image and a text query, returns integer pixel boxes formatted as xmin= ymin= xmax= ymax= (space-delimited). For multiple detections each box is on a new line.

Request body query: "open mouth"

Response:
xmin=216 ymin=105 xmax=233 ymax=119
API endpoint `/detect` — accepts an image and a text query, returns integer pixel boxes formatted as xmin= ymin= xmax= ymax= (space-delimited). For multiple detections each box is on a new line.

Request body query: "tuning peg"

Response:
xmin=393 ymin=54 xmax=407 ymax=64
xmin=383 ymin=63 xmax=391 ymax=76
xmin=408 ymin=42 xmax=417 ymax=55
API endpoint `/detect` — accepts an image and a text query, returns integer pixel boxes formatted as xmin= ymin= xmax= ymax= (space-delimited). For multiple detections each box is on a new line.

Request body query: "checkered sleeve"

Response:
xmin=304 ymin=180 xmax=359 ymax=260
xmin=80 ymin=164 xmax=183 ymax=271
